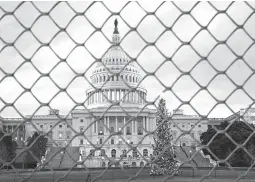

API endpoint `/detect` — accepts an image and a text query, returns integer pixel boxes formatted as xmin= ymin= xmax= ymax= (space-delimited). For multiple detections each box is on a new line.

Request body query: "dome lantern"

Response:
xmin=112 ymin=18 xmax=120 ymax=45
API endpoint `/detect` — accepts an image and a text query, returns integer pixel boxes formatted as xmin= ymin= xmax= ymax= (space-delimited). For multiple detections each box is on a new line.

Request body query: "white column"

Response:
xmin=95 ymin=120 xmax=98 ymax=134
xmin=107 ymin=116 xmax=110 ymax=133
xmin=134 ymin=120 xmax=137 ymax=134
xmin=115 ymin=89 xmax=117 ymax=101
xmin=119 ymin=90 xmax=121 ymax=101
xmin=147 ymin=117 xmax=150 ymax=132
xmin=124 ymin=117 xmax=126 ymax=135
xmin=139 ymin=91 xmax=143 ymax=104
xmin=104 ymin=116 xmax=106 ymax=134
xmin=137 ymin=91 xmax=140 ymax=103
xmin=132 ymin=120 xmax=134 ymax=134
xmin=115 ymin=117 xmax=118 ymax=132
xmin=102 ymin=91 xmax=105 ymax=102
xmin=143 ymin=116 xmax=145 ymax=131
xmin=124 ymin=90 xmax=127 ymax=102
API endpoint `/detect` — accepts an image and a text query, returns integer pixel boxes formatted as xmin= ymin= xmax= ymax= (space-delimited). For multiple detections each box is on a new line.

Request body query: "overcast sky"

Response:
xmin=0 ymin=1 xmax=255 ymax=118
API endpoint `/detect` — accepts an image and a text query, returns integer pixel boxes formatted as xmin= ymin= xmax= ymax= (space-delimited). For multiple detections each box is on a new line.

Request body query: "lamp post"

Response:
xmin=101 ymin=156 xmax=105 ymax=167
xmin=189 ymin=149 xmax=194 ymax=178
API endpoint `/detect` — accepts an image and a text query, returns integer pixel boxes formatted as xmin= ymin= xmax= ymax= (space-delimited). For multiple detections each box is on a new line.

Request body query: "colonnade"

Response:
xmin=3 ymin=125 xmax=24 ymax=133
xmin=87 ymin=89 xmax=146 ymax=105
xmin=93 ymin=116 xmax=150 ymax=135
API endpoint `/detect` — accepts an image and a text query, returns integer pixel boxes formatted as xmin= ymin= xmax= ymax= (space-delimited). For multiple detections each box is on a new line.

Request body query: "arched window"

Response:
xmin=126 ymin=126 xmax=131 ymax=135
xmin=111 ymin=149 xmax=116 ymax=158
xmin=121 ymin=75 xmax=123 ymax=80
xmin=132 ymin=149 xmax=137 ymax=158
xmin=125 ymin=75 xmax=128 ymax=81
xmin=100 ymin=149 xmax=105 ymax=156
xmin=138 ymin=127 xmax=143 ymax=135
xmin=122 ymin=149 xmax=127 ymax=158
xmin=140 ymin=161 xmax=144 ymax=167
xmin=129 ymin=76 xmax=131 ymax=82
xmin=133 ymin=76 xmax=135 ymax=82
xmin=99 ymin=126 xmax=103 ymax=135
xmin=143 ymin=149 xmax=148 ymax=157
xmin=89 ymin=149 xmax=95 ymax=156
xmin=99 ymin=76 xmax=102 ymax=82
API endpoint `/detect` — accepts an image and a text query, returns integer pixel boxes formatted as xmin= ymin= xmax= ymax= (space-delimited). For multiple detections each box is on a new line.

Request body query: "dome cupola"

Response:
xmin=86 ymin=19 xmax=147 ymax=108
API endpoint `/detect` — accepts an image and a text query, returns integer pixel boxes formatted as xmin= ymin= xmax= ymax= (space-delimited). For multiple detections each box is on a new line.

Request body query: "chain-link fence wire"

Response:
xmin=0 ymin=1 xmax=255 ymax=182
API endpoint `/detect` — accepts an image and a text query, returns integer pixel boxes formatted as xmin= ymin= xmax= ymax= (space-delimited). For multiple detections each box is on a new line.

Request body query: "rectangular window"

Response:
xmin=99 ymin=138 xmax=103 ymax=144
xmin=80 ymin=139 xmax=83 ymax=145
xmin=66 ymin=131 xmax=71 ymax=139
xmin=80 ymin=126 xmax=84 ymax=132
xmin=111 ymin=139 xmax=114 ymax=144
xmin=80 ymin=119 xmax=83 ymax=123
xmin=59 ymin=125 xmax=62 ymax=128
xmin=58 ymin=131 xmax=64 ymax=139
xmin=94 ymin=122 xmax=96 ymax=133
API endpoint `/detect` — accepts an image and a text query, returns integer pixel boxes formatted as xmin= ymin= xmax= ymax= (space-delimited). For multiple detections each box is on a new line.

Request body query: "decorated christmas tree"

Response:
xmin=150 ymin=98 xmax=179 ymax=176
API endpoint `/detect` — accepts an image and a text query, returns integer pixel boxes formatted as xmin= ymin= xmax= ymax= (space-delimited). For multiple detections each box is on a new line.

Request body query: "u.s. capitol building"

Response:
xmin=1 ymin=20 xmax=251 ymax=168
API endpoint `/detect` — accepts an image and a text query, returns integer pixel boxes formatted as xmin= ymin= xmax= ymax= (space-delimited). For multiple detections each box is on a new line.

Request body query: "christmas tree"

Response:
xmin=150 ymin=98 xmax=179 ymax=176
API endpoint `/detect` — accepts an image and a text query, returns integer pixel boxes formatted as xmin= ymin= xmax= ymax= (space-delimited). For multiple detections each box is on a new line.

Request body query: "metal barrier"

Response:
xmin=0 ymin=1 xmax=255 ymax=182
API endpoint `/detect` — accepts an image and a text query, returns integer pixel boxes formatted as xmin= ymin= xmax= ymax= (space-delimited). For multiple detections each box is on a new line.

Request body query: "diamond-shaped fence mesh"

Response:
xmin=0 ymin=1 xmax=255 ymax=182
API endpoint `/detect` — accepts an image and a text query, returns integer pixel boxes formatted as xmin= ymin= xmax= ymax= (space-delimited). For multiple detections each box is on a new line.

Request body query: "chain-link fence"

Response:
xmin=0 ymin=1 xmax=255 ymax=182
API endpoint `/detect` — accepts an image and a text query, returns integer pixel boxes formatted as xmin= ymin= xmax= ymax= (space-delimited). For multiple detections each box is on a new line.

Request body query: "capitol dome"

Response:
xmin=86 ymin=19 xmax=147 ymax=108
